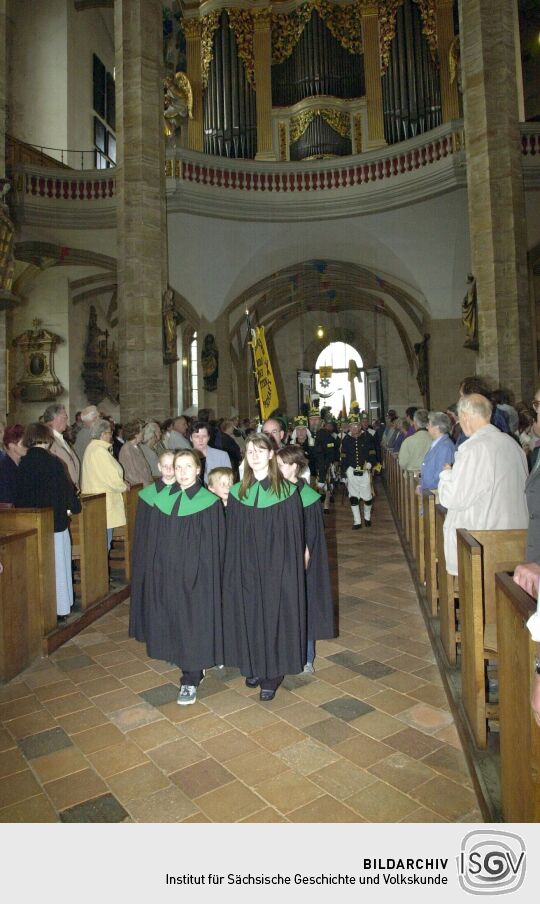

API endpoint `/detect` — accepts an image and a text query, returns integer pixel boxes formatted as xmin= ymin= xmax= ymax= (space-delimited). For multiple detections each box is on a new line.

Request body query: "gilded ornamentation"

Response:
xmin=228 ymin=9 xmax=256 ymax=86
xmin=181 ymin=18 xmax=201 ymax=41
xmin=379 ymin=0 xmax=438 ymax=73
xmin=279 ymin=122 xmax=288 ymax=161
xmin=271 ymin=1 xmax=363 ymax=66
xmin=413 ymin=0 xmax=438 ymax=62
xmin=353 ymin=112 xmax=363 ymax=153
xmin=201 ymin=10 xmax=221 ymax=89
xmin=379 ymin=0 xmax=405 ymax=73
xmin=0 ymin=188 xmax=15 ymax=296
xmin=449 ymin=34 xmax=461 ymax=89
xmin=290 ymin=108 xmax=351 ymax=144
xmin=164 ymin=71 xmax=193 ymax=138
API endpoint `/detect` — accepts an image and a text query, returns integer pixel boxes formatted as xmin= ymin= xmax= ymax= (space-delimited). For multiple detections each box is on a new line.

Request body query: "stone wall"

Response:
xmin=428 ymin=318 xmax=477 ymax=411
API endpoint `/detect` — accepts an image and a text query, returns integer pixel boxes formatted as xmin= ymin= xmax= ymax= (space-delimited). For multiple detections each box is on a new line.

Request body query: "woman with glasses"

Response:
xmin=222 ymin=433 xmax=306 ymax=701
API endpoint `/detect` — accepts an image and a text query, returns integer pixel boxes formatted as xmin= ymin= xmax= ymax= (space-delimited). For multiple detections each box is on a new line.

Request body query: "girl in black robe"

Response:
xmin=129 ymin=449 xmax=225 ymax=706
xmin=276 ymin=444 xmax=336 ymax=672
xmin=222 ymin=433 xmax=306 ymax=701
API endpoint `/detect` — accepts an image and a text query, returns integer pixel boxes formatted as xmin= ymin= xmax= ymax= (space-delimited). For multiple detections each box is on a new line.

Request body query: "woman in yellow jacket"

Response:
xmin=82 ymin=418 xmax=127 ymax=551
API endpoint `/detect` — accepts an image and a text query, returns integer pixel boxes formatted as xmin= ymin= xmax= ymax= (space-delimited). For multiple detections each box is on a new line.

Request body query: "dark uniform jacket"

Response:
xmin=313 ymin=429 xmax=340 ymax=482
xmin=341 ymin=431 xmax=378 ymax=472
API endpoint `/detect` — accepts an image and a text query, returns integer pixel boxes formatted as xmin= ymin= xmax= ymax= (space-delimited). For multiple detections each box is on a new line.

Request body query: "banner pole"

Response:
xmin=245 ymin=309 xmax=262 ymax=423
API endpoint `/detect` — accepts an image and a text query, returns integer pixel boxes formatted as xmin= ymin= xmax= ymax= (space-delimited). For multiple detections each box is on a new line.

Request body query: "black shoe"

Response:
xmin=57 ymin=615 xmax=69 ymax=624
xmin=245 ymin=677 xmax=260 ymax=688
xmin=352 ymin=524 xmax=361 ymax=530
xmin=365 ymin=520 xmax=372 ymax=527
xmin=260 ymin=688 xmax=276 ymax=702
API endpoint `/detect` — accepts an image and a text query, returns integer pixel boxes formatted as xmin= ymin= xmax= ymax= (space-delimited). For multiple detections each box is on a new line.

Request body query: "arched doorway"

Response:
xmin=315 ymin=342 xmax=366 ymax=417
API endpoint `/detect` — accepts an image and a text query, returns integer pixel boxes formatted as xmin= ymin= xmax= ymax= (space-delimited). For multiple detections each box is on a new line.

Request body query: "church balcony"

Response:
xmin=6 ymin=122 xmax=540 ymax=228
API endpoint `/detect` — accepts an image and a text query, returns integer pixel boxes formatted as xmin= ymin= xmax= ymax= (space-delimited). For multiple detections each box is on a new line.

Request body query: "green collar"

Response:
xmin=298 ymin=480 xmax=323 ymax=508
xmin=230 ymin=479 xmax=294 ymax=508
xmin=151 ymin=480 xmax=219 ymax=516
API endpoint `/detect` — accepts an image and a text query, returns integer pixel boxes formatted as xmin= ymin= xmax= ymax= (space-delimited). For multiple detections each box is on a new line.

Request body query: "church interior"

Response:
xmin=0 ymin=0 xmax=540 ymax=826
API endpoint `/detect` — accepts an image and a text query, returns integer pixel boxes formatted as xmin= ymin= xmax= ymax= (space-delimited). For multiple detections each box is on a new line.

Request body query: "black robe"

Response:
xmin=297 ymin=479 xmax=336 ymax=641
xmin=129 ymin=480 xmax=225 ymax=671
xmin=222 ymin=477 xmax=306 ymax=679
xmin=129 ymin=479 xmax=175 ymax=642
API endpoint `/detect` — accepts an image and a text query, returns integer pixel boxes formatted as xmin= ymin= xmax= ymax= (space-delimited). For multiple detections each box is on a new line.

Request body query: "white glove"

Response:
xmin=365 ymin=462 xmax=372 ymax=471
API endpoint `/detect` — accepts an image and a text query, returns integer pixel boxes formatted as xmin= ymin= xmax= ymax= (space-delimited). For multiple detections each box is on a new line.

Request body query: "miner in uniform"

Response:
xmin=341 ymin=414 xmax=378 ymax=529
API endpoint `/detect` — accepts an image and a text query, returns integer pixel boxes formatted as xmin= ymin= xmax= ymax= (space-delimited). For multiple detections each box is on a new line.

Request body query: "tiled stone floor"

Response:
xmin=0 ymin=484 xmax=483 ymax=823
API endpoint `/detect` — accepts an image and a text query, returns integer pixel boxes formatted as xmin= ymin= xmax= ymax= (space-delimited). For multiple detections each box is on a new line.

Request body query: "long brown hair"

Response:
xmin=239 ymin=433 xmax=288 ymax=500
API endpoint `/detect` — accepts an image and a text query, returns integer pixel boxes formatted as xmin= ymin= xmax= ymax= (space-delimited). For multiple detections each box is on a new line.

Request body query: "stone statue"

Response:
xmin=414 ymin=333 xmax=430 ymax=405
xmin=462 ymin=273 xmax=479 ymax=350
xmin=163 ymin=288 xmax=180 ymax=363
xmin=201 ymin=333 xmax=219 ymax=392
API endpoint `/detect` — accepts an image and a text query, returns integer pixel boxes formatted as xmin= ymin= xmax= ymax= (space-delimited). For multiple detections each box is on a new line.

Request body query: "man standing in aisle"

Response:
xmin=341 ymin=414 xmax=378 ymax=529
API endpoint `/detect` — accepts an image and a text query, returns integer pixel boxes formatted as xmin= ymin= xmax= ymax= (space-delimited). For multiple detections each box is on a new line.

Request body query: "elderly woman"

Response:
xmin=418 ymin=411 xmax=455 ymax=494
xmin=81 ymin=418 xmax=127 ymax=551
xmin=119 ymin=420 xmax=152 ymax=487
xmin=15 ymin=422 xmax=81 ymax=621
xmin=0 ymin=424 xmax=27 ymax=504
xmin=140 ymin=421 xmax=163 ymax=478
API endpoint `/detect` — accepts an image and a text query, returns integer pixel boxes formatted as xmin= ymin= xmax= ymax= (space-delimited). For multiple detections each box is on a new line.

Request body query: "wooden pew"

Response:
xmin=456 ymin=528 xmax=527 ymax=748
xmin=413 ymin=475 xmax=425 ymax=584
xmin=0 ymin=507 xmax=56 ymax=641
xmin=70 ymin=493 xmax=109 ymax=609
xmin=436 ymin=503 xmax=460 ymax=666
xmin=495 ymin=572 xmax=540 ymax=822
xmin=111 ymin=484 xmax=142 ymax=581
xmin=402 ymin=469 xmax=411 ymax=546
xmin=0 ymin=529 xmax=41 ymax=681
xmin=424 ymin=490 xmax=438 ymax=616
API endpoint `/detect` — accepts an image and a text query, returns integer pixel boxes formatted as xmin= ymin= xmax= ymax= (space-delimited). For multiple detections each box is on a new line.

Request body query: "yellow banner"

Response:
xmin=319 ymin=365 xmax=333 ymax=379
xmin=251 ymin=326 xmax=279 ymax=420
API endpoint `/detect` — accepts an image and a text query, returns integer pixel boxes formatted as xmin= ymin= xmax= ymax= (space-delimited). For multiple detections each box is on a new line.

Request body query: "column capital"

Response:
xmin=360 ymin=3 xmax=379 ymax=16
xmin=253 ymin=7 xmax=271 ymax=31
xmin=182 ymin=18 xmax=202 ymax=41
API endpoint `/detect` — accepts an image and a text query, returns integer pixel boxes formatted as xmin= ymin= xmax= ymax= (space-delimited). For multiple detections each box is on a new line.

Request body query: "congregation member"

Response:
xmin=43 ymin=403 xmax=80 ymax=489
xmin=398 ymin=408 xmax=431 ymax=471
xmin=276 ymin=444 xmax=336 ymax=672
xmin=81 ymin=418 xmax=127 ymax=551
xmin=438 ymin=394 xmax=529 ymax=576
xmin=262 ymin=416 xmax=286 ymax=450
xmin=165 ymin=415 xmax=191 ymax=451
xmin=341 ymin=414 xmax=378 ymax=529
xmin=119 ymin=420 xmax=153 ymax=487
xmin=392 ymin=417 xmax=410 ymax=452
xmin=73 ymin=404 xmax=100 ymax=462
xmin=15 ymin=422 xmax=81 ymax=622
xmin=223 ymin=433 xmax=307 ymax=701
xmin=214 ymin=419 xmax=242 ymax=479
xmin=418 ymin=411 xmax=455 ymax=495
xmin=380 ymin=410 xmax=398 ymax=450
xmin=190 ymin=421 xmax=231 ymax=483
xmin=0 ymin=424 xmax=26 ymax=504
xmin=132 ymin=449 xmax=225 ymax=706
xmin=140 ymin=422 xmax=163 ymax=478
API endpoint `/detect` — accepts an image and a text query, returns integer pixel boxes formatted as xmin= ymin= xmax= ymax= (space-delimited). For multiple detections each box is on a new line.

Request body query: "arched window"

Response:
xmin=315 ymin=342 xmax=365 ymax=416
xmin=190 ymin=332 xmax=198 ymax=408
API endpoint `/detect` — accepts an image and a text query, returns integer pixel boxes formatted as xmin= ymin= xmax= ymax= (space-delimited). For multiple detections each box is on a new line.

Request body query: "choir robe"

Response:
xmin=297 ymin=479 xmax=336 ymax=641
xmin=129 ymin=480 xmax=225 ymax=671
xmin=223 ymin=477 xmax=307 ymax=679
xmin=129 ymin=478 xmax=177 ymax=642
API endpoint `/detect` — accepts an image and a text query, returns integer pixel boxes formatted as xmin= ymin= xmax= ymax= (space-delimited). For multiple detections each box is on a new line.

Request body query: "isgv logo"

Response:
xmin=457 ymin=831 xmax=526 ymax=895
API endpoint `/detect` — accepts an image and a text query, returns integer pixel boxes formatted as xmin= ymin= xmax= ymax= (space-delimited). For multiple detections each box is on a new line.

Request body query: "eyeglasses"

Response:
xmin=264 ymin=428 xmax=281 ymax=435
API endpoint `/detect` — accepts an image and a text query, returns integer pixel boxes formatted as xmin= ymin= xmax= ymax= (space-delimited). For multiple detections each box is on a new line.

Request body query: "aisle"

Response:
xmin=0 ymin=485 xmax=482 ymax=822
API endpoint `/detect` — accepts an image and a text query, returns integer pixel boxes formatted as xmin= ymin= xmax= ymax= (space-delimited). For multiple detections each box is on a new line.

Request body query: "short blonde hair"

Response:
xmin=208 ymin=466 xmax=234 ymax=487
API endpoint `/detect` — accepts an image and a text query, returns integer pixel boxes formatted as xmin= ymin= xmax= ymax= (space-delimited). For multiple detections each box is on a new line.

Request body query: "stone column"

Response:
xmin=460 ymin=0 xmax=533 ymax=399
xmin=436 ymin=0 xmax=460 ymax=122
xmin=361 ymin=4 xmax=386 ymax=149
xmin=115 ymin=0 xmax=168 ymax=421
xmin=184 ymin=18 xmax=204 ymax=152
xmin=253 ymin=8 xmax=275 ymax=161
